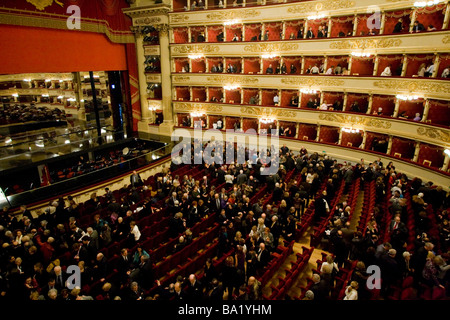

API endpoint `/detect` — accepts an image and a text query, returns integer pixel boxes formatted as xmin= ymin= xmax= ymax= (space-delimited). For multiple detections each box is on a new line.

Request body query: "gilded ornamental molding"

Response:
xmin=205 ymin=76 xmax=259 ymax=85
xmin=287 ymin=0 xmax=355 ymax=14
xmin=280 ymin=78 xmax=345 ymax=87
xmin=243 ymin=43 xmax=299 ymax=53
xmin=373 ymin=79 xmax=450 ymax=94
xmin=174 ymin=103 xmax=223 ymax=113
xmin=172 ymin=44 xmax=221 ymax=54
xmin=206 ymin=9 xmax=261 ymax=20
xmin=443 ymin=35 xmax=450 ymax=44
xmin=172 ymin=75 xmax=191 ymax=82
xmin=417 ymin=127 xmax=450 ymax=143
xmin=170 ymin=14 xmax=189 ymax=23
xmin=330 ymin=38 xmax=402 ymax=50
xmin=318 ymin=113 xmax=392 ymax=129
xmin=144 ymin=46 xmax=160 ymax=56
xmin=134 ymin=17 xmax=162 ymax=26
xmin=241 ymin=106 xmax=297 ymax=119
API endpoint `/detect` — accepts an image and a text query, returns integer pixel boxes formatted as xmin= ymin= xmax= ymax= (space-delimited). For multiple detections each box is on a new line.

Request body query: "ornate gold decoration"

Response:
xmin=206 ymin=9 xmax=260 ymax=20
xmin=243 ymin=43 xmax=299 ymax=53
xmin=144 ymin=46 xmax=160 ymax=56
xmin=241 ymin=107 xmax=296 ymax=119
xmin=146 ymin=74 xmax=161 ymax=82
xmin=174 ymin=103 xmax=223 ymax=113
xmin=206 ymin=76 xmax=259 ymax=85
xmin=281 ymin=78 xmax=345 ymax=87
xmin=288 ymin=0 xmax=355 ymax=14
xmin=373 ymin=80 xmax=450 ymax=94
xmin=26 ymin=0 xmax=63 ymax=11
xmin=135 ymin=17 xmax=161 ymax=26
xmin=172 ymin=44 xmax=220 ymax=54
xmin=318 ymin=114 xmax=392 ymax=129
xmin=155 ymin=24 xmax=170 ymax=36
xmin=330 ymin=38 xmax=402 ymax=50
xmin=443 ymin=35 xmax=450 ymax=44
xmin=172 ymin=75 xmax=191 ymax=82
xmin=170 ymin=14 xmax=189 ymax=23
xmin=417 ymin=127 xmax=450 ymax=143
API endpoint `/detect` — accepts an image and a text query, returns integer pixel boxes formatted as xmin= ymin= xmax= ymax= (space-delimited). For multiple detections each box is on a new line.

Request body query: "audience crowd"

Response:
xmin=0 ymin=104 xmax=66 ymax=125
xmin=0 ymin=140 xmax=448 ymax=301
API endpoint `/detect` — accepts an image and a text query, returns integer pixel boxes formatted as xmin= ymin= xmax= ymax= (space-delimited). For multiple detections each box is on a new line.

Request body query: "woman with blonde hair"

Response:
xmin=343 ymin=281 xmax=359 ymax=300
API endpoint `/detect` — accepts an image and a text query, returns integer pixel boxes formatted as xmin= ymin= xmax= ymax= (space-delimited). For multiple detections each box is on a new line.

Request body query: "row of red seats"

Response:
xmin=257 ymin=240 xmax=295 ymax=287
xmin=266 ymin=246 xmax=315 ymax=300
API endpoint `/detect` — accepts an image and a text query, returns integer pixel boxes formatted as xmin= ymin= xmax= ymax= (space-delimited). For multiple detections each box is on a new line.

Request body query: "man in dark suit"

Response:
xmin=185 ymin=274 xmax=203 ymax=301
xmin=173 ymin=281 xmax=186 ymax=300
xmin=380 ymin=249 xmax=401 ymax=297
xmin=217 ymin=32 xmax=224 ymax=42
xmin=236 ymin=170 xmax=247 ymax=185
xmin=51 ymin=265 xmax=67 ymax=291
xmin=131 ymin=255 xmax=154 ymax=290
xmin=256 ymin=242 xmax=270 ymax=269
xmin=389 ymin=216 xmax=407 ymax=234
xmin=265 ymin=64 xmax=274 ymax=74
xmin=412 ymin=20 xmax=425 ymax=33
xmin=130 ymin=170 xmax=143 ymax=187
xmin=125 ymin=281 xmax=144 ymax=300
xmin=306 ymin=27 xmax=315 ymax=38
xmin=310 ymin=274 xmax=330 ymax=301
xmin=211 ymin=193 xmax=223 ymax=213
xmin=393 ymin=18 xmax=404 ymax=33
xmin=297 ymin=27 xmax=304 ymax=39
xmin=116 ymin=248 xmax=132 ymax=285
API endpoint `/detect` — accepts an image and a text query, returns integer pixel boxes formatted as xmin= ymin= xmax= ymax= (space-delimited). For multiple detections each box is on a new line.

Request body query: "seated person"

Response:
xmin=289 ymin=32 xmax=296 ymax=39
xmin=368 ymin=29 xmax=377 ymax=36
xmin=427 ymin=24 xmax=436 ymax=31
xmin=211 ymin=64 xmax=218 ymax=73
xmin=338 ymin=31 xmax=346 ymax=37
xmin=232 ymin=33 xmax=240 ymax=42
xmin=306 ymin=27 xmax=314 ymax=39
xmin=290 ymin=95 xmax=299 ymax=107
xmin=273 ymin=94 xmax=279 ymax=105
xmin=373 ymin=107 xmax=383 ymax=116
xmin=380 ymin=65 xmax=392 ymax=76
xmin=318 ymin=101 xmax=331 ymax=110
xmin=306 ymin=98 xmax=316 ymax=109
xmin=441 ymin=66 xmax=449 ymax=78
xmin=332 ymin=100 xmax=343 ymax=111
xmin=280 ymin=63 xmax=287 ymax=74
xmin=398 ymin=110 xmax=408 ymax=119
xmin=275 ymin=65 xmax=281 ymax=74
xmin=297 ymin=28 xmax=304 ymax=39
xmin=413 ymin=113 xmax=421 ymax=121
xmin=311 ymin=64 xmax=320 ymax=74
xmin=216 ymin=32 xmax=224 ymax=42
xmin=197 ymin=32 xmax=205 ymax=42
xmin=266 ymin=64 xmax=274 ymax=74
xmin=350 ymin=101 xmax=361 ymax=113
xmin=334 ymin=64 xmax=342 ymax=75
xmin=290 ymin=64 xmax=297 ymax=74
xmin=412 ymin=20 xmax=425 ymax=33
xmin=325 ymin=66 xmax=334 ymax=75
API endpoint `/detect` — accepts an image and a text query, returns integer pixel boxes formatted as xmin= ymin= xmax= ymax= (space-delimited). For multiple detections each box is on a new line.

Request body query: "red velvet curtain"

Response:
xmin=298 ymin=124 xmax=317 ymax=140
xmin=426 ymin=99 xmax=450 ymax=126
xmin=351 ymin=56 xmax=375 ymax=76
xmin=355 ymin=14 xmax=372 ymax=36
xmin=328 ymin=56 xmax=349 ymax=70
xmin=372 ymin=95 xmax=395 ymax=116
xmin=301 ymin=93 xmax=320 ymax=108
xmin=283 ymin=56 xmax=302 ymax=74
xmin=341 ymin=131 xmax=363 ymax=148
xmin=176 ymin=87 xmax=190 ymax=101
xmin=191 ymin=58 xmax=206 ymax=73
xmin=264 ymin=22 xmax=283 ymax=41
xmin=243 ymin=118 xmax=258 ymax=131
xmin=319 ymin=126 xmax=339 ymax=143
xmin=244 ymin=57 xmax=261 ymax=74
xmin=330 ymin=16 xmax=354 ymax=37
xmin=262 ymin=57 xmax=280 ymax=74
xmin=285 ymin=20 xmax=305 ymax=39
xmin=346 ymin=93 xmax=369 ymax=113
xmin=225 ymin=24 xmax=243 ymax=42
xmin=125 ymin=43 xmax=140 ymax=132
xmin=208 ymin=87 xmax=223 ymax=101
xmin=377 ymin=54 xmax=403 ymax=76
xmin=303 ymin=56 xmax=324 ymax=73
xmin=405 ymin=54 xmax=435 ymax=77
xmin=280 ymin=90 xmax=298 ymax=107
xmin=207 ymin=25 xmax=224 ymax=43
xmin=225 ymin=90 xmax=241 ymax=104
xmin=398 ymin=100 xmax=425 ymax=119
xmin=261 ymin=89 xmax=278 ymax=106
xmin=192 ymin=87 xmax=206 ymax=102
xmin=417 ymin=143 xmax=445 ymax=168
xmin=243 ymin=88 xmax=259 ymax=104
xmin=390 ymin=137 xmax=415 ymax=160
xmin=244 ymin=23 xmax=262 ymax=41
xmin=384 ymin=9 xmax=412 ymax=35
xmin=173 ymin=27 xmax=189 ymax=44
xmin=415 ymin=3 xmax=446 ymax=31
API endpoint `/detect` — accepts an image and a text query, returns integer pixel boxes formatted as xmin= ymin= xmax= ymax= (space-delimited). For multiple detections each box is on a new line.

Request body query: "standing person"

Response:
xmin=221 ymin=256 xmax=238 ymax=300
xmin=130 ymin=170 xmax=143 ymax=188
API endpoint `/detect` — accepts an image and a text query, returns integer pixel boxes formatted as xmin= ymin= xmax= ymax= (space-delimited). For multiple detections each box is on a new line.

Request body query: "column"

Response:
xmin=300 ymin=57 xmax=305 ymax=74
xmin=361 ymin=131 xmax=367 ymax=149
xmin=242 ymin=25 xmax=246 ymax=41
xmin=188 ymin=58 xmax=192 ymax=73
xmin=401 ymin=54 xmax=408 ymax=77
xmin=240 ymin=117 xmax=244 ymax=132
xmin=442 ymin=153 xmax=450 ymax=172
xmin=443 ymin=3 xmax=450 ymax=29
xmin=224 ymin=27 xmax=227 ymax=42
xmin=413 ymin=142 xmax=420 ymax=162
xmin=380 ymin=12 xmax=386 ymax=35
xmin=303 ymin=21 xmax=308 ymax=39
xmin=134 ymin=30 xmax=150 ymax=124
xmin=206 ymin=87 xmax=210 ymax=102
xmin=373 ymin=55 xmax=380 ymax=76
xmin=205 ymin=26 xmax=209 ymax=42
xmin=189 ymin=86 xmax=193 ymax=102
xmin=409 ymin=9 xmax=417 ymax=33
xmin=386 ymin=136 xmax=393 ymax=155
xmin=261 ymin=23 xmax=265 ymax=40
xmin=348 ymin=56 xmax=353 ymax=76
xmin=295 ymin=123 xmax=300 ymax=139
xmin=223 ymin=57 xmax=226 ymax=73
xmin=188 ymin=27 xmax=192 ymax=43
xmin=298 ymin=91 xmax=302 ymax=108
xmin=338 ymin=128 xmax=343 ymax=145
xmin=432 ymin=54 xmax=440 ymax=78
xmin=73 ymin=72 xmax=85 ymax=121
xmin=241 ymin=57 xmax=245 ymax=74
xmin=258 ymin=89 xmax=262 ymax=105
xmin=205 ymin=58 xmax=209 ymax=73
xmin=158 ymin=24 xmax=175 ymax=136
xmin=393 ymin=98 xmax=400 ymax=117
xmin=422 ymin=99 xmax=431 ymax=122
xmin=323 ymin=56 xmax=328 ymax=73
xmin=352 ymin=15 xmax=358 ymax=36
xmin=327 ymin=19 xmax=332 ymax=38
xmin=366 ymin=94 xmax=373 ymax=114
xmin=260 ymin=57 xmax=263 ymax=74
xmin=277 ymin=89 xmax=281 ymax=106
xmin=319 ymin=91 xmax=324 ymax=105
xmin=257 ymin=119 xmax=261 ymax=134
xmin=315 ymin=125 xmax=321 ymax=142
xmin=240 ymin=88 xmax=244 ymax=104
xmin=342 ymin=92 xmax=348 ymax=111
xmin=282 ymin=21 xmax=286 ymax=40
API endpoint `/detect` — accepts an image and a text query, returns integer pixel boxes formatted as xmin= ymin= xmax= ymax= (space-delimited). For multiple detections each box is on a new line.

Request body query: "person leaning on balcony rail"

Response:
xmin=412 ymin=20 xmax=425 ymax=33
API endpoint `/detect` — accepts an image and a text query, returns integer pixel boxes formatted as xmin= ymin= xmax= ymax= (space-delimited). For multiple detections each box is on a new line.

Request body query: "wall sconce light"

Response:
xmin=224 ymin=19 xmax=241 ymax=26
xmin=224 ymin=85 xmax=239 ymax=90
xmin=414 ymin=0 xmax=441 ymax=7
xmin=396 ymin=94 xmax=420 ymax=101
xmin=260 ymin=118 xmax=275 ymax=124
xmin=351 ymin=51 xmax=372 ymax=57
xmin=444 ymin=149 xmax=450 ymax=157
xmin=190 ymin=112 xmax=205 ymax=117
xmin=307 ymin=14 xmax=326 ymax=20
xmin=188 ymin=54 xmax=204 ymax=59
xmin=261 ymin=53 xmax=278 ymax=59
xmin=342 ymin=127 xmax=360 ymax=134
xmin=300 ymin=88 xmax=317 ymax=94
